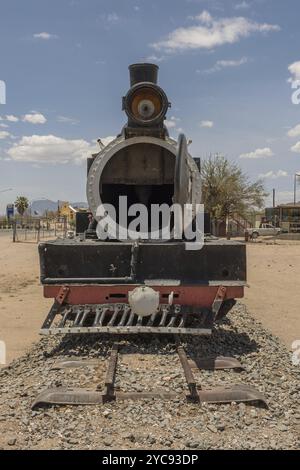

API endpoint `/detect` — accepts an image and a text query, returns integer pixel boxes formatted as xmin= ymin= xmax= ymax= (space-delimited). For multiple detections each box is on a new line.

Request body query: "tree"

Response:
xmin=14 ymin=196 xmax=29 ymax=216
xmin=201 ymin=155 xmax=268 ymax=227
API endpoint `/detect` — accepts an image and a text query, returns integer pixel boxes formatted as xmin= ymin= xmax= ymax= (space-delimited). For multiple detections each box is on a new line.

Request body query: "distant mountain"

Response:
xmin=30 ymin=199 xmax=58 ymax=216
xmin=30 ymin=199 xmax=88 ymax=216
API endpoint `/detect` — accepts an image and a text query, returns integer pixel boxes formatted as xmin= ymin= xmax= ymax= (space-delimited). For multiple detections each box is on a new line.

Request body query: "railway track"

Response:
xmin=32 ymin=336 xmax=267 ymax=408
xmin=2 ymin=304 xmax=299 ymax=450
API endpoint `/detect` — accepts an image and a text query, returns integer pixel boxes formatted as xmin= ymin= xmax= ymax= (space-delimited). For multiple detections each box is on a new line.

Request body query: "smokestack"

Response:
xmin=129 ymin=63 xmax=159 ymax=86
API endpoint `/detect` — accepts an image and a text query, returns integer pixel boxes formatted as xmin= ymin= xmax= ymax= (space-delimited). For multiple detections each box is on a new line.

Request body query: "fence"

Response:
xmin=3 ymin=217 xmax=70 ymax=243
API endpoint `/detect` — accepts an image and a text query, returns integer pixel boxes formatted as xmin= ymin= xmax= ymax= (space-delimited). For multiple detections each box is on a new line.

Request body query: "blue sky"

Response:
xmin=1 ymin=0 xmax=300 ymax=213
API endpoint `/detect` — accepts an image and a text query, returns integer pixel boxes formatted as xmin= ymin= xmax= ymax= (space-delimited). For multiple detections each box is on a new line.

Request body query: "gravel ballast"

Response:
xmin=0 ymin=303 xmax=299 ymax=450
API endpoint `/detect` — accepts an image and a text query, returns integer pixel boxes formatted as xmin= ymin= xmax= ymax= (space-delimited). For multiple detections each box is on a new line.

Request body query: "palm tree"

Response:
xmin=14 ymin=196 xmax=29 ymax=216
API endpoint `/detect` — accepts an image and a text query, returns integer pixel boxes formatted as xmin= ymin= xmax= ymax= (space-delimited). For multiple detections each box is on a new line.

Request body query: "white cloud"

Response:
xmin=0 ymin=131 xmax=11 ymax=140
xmin=57 ymin=115 xmax=80 ymax=125
xmin=288 ymin=61 xmax=300 ymax=81
xmin=287 ymin=124 xmax=300 ymax=138
xmin=101 ymin=136 xmax=115 ymax=146
xmin=165 ymin=120 xmax=176 ymax=129
xmin=259 ymin=170 xmax=288 ymax=179
xmin=165 ymin=116 xmax=180 ymax=129
xmin=1 ymin=113 xmax=47 ymax=124
xmin=107 ymin=13 xmax=119 ymax=23
xmin=240 ymin=147 xmax=274 ymax=159
xmin=33 ymin=32 xmax=58 ymax=40
xmin=3 ymin=115 xmax=19 ymax=122
xmin=0 ymin=123 xmax=9 ymax=128
xmin=195 ymin=11 xmax=213 ymax=24
xmin=6 ymin=135 xmax=94 ymax=165
xmin=98 ymin=12 xmax=121 ymax=30
xmin=145 ymin=54 xmax=165 ymax=63
xmin=202 ymin=56 xmax=248 ymax=74
xmin=235 ymin=1 xmax=250 ymax=9
xmin=99 ymin=12 xmax=120 ymax=26
xmin=151 ymin=10 xmax=280 ymax=53
xmin=200 ymin=120 xmax=214 ymax=128
xmin=291 ymin=141 xmax=300 ymax=153
xmin=22 ymin=113 xmax=47 ymax=124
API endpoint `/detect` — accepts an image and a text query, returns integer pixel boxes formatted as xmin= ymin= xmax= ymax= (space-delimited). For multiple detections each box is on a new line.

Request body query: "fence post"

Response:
xmin=63 ymin=216 xmax=67 ymax=238
xmin=12 ymin=220 xmax=17 ymax=242
xmin=37 ymin=220 xmax=41 ymax=243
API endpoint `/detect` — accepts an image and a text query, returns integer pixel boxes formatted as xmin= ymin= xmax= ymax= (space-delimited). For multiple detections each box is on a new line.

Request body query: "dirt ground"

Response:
xmin=0 ymin=234 xmax=299 ymax=367
xmin=0 ymin=234 xmax=51 ymax=366
xmin=243 ymin=239 xmax=300 ymax=349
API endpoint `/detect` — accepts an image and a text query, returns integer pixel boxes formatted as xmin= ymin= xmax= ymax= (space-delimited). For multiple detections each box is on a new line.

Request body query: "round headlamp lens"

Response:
xmin=138 ymin=99 xmax=155 ymax=119
xmin=131 ymin=88 xmax=162 ymax=122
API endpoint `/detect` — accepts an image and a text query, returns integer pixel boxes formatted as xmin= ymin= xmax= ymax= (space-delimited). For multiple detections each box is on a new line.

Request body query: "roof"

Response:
xmin=266 ymin=203 xmax=300 ymax=209
xmin=68 ymin=205 xmax=87 ymax=213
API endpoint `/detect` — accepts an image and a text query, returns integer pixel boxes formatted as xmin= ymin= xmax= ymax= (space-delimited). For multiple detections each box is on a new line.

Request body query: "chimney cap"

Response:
xmin=129 ymin=63 xmax=159 ymax=86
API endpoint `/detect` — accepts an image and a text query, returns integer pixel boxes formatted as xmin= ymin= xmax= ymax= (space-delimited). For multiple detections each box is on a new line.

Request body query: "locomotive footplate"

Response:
xmin=32 ymin=341 xmax=267 ymax=409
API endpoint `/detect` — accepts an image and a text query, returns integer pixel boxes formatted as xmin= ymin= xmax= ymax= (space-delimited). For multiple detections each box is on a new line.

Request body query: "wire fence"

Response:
xmin=0 ymin=217 xmax=71 ymax=243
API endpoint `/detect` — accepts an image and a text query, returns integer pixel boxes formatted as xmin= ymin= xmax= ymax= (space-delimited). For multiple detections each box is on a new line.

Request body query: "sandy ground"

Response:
xmin=243 ymin=239 xmax=300 ymax=349
xmin=0 ymin=234 xmax=299 ymax=367
xmin=0 ymin=234 xmax=51 ymax=366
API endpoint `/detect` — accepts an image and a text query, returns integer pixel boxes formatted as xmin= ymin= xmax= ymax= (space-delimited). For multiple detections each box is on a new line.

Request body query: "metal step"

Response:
xmin=40 ymin=303 xmax=213 ymax=336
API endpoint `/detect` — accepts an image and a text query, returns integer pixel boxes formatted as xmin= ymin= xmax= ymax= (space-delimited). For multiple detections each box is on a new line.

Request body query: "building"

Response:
xmin=265 ymin=203 xmax=300 ymax=233
xmin=58 ymin=201 xmax=88 ymax=224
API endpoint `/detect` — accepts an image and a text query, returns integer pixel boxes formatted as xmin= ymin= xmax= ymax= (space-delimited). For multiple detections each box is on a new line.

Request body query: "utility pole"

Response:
xmin=294 ymin=174 xmax=300 ymax=204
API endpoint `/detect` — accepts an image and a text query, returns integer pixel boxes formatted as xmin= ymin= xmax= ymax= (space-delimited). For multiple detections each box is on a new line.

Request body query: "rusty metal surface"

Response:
xmin=50 ymin=359 xmax=101 ymax=370
xmin=189 ymin=356 xmax=244 ymax=371
xmin=43 ymin=284 xmax=244 ymax=307
xmin=32 ymin=385 xmax=267 ymax=408
xmin=56 ymin=286 xmax=70 ymax=305
xmin=103 ymin=344 xmax=118 ymax=396
xmin=197 ymin=385 xmax=267 ymax=405
xmin=32 ymin=340 xmax=267 ymax=409
xmin=176 ymin=343 xmax=199 ymax=401
xmin=32 ymin=388 xmax=105 ymax=407
xmin=212 ymin=286 xmax=227 ymax=320
xmin=32 ymin=389 xmax=180 ymax=408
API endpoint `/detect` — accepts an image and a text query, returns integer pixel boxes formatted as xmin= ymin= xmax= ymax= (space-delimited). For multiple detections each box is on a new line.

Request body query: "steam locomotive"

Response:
xmin=39 ymin=63 xmax=246 ymax=336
